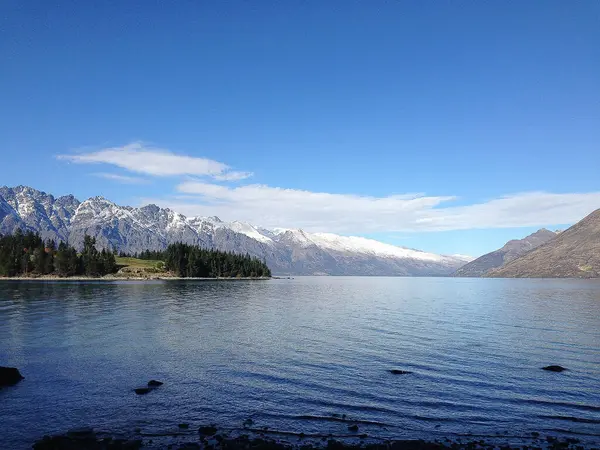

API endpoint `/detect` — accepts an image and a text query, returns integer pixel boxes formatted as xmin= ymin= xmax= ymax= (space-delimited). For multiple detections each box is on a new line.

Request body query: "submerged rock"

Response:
xmin=542 ymin=365 xmax=568 ymax=372
xmin=389 ymin=369 xmax=412 ymax=375
xmin=0 ymin=366 xmax=24 ymax=386
xmin=134 ymin=387 xmax=152 ymax=395
xmin=134 ymin=379 xmax=164 ymax=394
xmin=198 ymin=425 xmax=218 ymax=436
xmin=348 ymin=424 xmax=359 ymax=432
xmin=33 ymin=432 xmax=142 ymax=450
xmin=66 ymin=427 xmax=95 ymax=439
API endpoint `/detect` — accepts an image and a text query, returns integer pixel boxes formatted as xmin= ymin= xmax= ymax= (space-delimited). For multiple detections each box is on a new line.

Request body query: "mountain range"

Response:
xmin=453 ymin=228 xmax=558 ymax=277
xmin=0 ymin=186 xmax=471 ymax=276
xmin=487 ymin=208 xmax=600 ymax=278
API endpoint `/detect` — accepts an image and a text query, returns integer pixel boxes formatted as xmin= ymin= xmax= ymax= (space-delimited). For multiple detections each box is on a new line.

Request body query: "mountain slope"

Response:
xmin=487 ymin=209 xmax=600 ymax=278
xmin=0 ymin=186 xmax=80 ymax=241
xmin=453 ymin=228 xmax=557 ymax=277
xmin=0 ymin=185 xmax=470 ymax=276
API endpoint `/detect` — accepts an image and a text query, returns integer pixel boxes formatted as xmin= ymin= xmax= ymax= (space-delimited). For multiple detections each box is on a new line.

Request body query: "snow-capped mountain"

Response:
xmin=0 ymin=186 xmax=471 ymax=276
xmin=0 ymin=185 xmax=79 ymax=242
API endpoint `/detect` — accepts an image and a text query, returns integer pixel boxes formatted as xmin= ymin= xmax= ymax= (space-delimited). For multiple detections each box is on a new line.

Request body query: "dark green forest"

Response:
xmin=118 ymin=245 xmax=271 ymax=278
xmin=163 ymin=243 xmax=271 ymax=278
xmin=0 ymin=231 xmax=116 ymax=277
xmin=1 ymin=231 xmax=271 ymax=278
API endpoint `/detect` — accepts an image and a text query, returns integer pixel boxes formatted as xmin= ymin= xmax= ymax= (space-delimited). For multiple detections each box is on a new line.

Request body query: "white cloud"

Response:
xmin=58 ymin=142 xmax=252 ymax=180
xmin=140 ymin=181 xmax=600 ymax=233
xmin=212 ymin=171 xmax=255 ymax=181
xmin=93 ymin=172 xmax=149 ymax=184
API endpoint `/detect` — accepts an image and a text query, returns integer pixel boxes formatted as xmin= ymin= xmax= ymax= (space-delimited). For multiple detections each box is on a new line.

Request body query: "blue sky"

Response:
xmin=1 ymin=1 xmax=599 ymax=256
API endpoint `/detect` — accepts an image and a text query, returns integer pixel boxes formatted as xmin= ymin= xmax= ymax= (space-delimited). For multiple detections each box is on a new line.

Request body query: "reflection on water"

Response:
xmin=1 ymin=277 xmax=599 ymax=449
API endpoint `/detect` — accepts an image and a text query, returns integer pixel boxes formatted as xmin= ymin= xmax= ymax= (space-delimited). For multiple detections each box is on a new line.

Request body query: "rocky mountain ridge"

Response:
xmin=0 ymin=185 xmax=471 ymax=276
xmin=453 ymin=228 xmax=558 ymax=277
xmin=487 ymin=208 xmax=600 ymax=278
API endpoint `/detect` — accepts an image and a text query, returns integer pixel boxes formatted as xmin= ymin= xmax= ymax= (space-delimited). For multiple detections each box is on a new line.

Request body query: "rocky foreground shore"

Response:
xmin=31 ymin=426 xmax=592 ymax=450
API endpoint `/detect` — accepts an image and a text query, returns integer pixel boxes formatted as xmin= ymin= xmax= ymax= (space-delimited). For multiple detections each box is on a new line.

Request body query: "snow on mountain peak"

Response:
xmin=228 ymin=221 xmax=274 ymax=244
xmin=1 ymin=186 xmax=471 ymax=275
xmin=308 ymin=232 xmax=447 ymax=262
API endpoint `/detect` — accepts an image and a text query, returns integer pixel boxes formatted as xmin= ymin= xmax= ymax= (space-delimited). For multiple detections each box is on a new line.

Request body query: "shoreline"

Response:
xmin=31 ymin=425 xmax=590 ymax=450
xmin=0 ymin=275 xmax=271 ymax=282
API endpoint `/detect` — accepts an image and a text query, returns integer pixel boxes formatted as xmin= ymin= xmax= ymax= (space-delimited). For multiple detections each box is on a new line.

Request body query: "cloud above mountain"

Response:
xmin=149 ymin=181 xmax=600 ymax=233
xmin=58 ymin=142 xmax=252 ymax=181
xmin=92 ymin=173 xmax=149 ymax=184
xmin=57 ymin=142 xmax=600 ymax=233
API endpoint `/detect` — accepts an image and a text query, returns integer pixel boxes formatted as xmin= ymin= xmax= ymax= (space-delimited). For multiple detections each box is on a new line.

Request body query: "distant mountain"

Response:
xmin=453 ymin=228 xmax=557 ymax=277
xmin=0 ymin=185 xmax=471 ymax=276
xmin=487 ymin=209 xmax=600 ymax=278
xmin=0 ymin=186 xmax=79 ymax=242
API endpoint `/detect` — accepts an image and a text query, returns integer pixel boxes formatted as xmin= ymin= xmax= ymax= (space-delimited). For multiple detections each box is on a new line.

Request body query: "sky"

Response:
xmin=1 ymin=1 xmax=599 ymax=257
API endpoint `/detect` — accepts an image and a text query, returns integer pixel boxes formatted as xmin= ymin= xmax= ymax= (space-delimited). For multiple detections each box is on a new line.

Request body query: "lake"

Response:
xmin=1 ymin=277 xmax=599 ymax=449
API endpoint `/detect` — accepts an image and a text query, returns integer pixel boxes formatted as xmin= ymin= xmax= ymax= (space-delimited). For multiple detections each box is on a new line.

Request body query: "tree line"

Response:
xmin=1 ymin=231 xmax=271 ymax=278
xmin=119 ymin=245 xmax=271 ymax=278
xmin=0 ymin=230 xmax=116 ymax=277
xmin=119 ymin=249 xmax=164 ymax=260
xmin=163 ymin=243 xmax=271 ymax=278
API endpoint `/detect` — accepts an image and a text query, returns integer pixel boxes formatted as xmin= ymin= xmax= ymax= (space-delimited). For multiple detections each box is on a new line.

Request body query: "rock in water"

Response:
xmin=66 ymin=427 xmax=95 ymax=440
xmin=389 ymin=369 xmax=412 ymax=375
xmin=542 ymin=365 xmax=567 ymax=372
xmin=134 ymin=379 xmax=164 ymax=394
xmin=0 ymin=366 xmax=24 ymax=386
xmin=134 ymin=387 xmax=152 ymax=395
xmin=198 ymin=425 xmax=218 ymax=436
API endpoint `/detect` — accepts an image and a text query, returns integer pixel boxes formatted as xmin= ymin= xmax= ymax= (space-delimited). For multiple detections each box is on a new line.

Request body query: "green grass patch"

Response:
xmin=116 ymin=257 xmax=164 ymax=270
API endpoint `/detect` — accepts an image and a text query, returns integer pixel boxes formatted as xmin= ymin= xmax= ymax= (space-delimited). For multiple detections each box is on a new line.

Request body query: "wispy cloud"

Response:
xmin=58 ymin=142 xmax=600 ymax=234
xmin=212 ymin=171 xmax=255 ymax=181
xmin=93 ymin=172 xmax=149 ymax=184
xmin=139 ymin=181 xmax=600 ymax=233
xmin=57 ymin=142 xmax=252 ymax=181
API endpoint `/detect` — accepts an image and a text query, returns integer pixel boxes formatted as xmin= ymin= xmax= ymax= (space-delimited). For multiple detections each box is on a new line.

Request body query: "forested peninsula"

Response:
xmin=0 ymin=231 xmax=271 ymax=279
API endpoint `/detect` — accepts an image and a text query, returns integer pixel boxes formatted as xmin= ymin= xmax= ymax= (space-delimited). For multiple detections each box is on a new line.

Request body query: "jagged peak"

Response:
xmin=2 ymin=185 xmax=49 ymax=198
xmin=57 ymin=193 xmax=79 ymax=202
xmin=0 ymin=185 xmax=470 ymax=275
xmin=76 ymin=196 xmax=119 ymax=212
xmin=533 ymin=228 xmax=556 ymax=235
xmin=140 ymin=203 xmax=161 ymax=213
xmin=83 ymin=195 xmax=114 ymax=204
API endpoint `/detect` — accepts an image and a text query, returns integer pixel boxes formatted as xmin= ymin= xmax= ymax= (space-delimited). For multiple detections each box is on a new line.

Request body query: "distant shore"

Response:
xmin=0 ymin=274 xmax=271 ymax=281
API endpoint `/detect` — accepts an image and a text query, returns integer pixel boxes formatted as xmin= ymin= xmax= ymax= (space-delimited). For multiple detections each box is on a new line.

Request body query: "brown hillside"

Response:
xmin=487 ymin=209 xmax=600 ymax=278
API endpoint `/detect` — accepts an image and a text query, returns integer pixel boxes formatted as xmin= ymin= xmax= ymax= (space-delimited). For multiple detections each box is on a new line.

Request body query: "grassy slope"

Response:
xmin=115 ymin=257 xmax=164 ymax=270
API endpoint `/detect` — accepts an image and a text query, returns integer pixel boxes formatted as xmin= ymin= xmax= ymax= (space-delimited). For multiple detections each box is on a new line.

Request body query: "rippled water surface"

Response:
xmin=1 ymin=277 xmax=600 ymax=449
